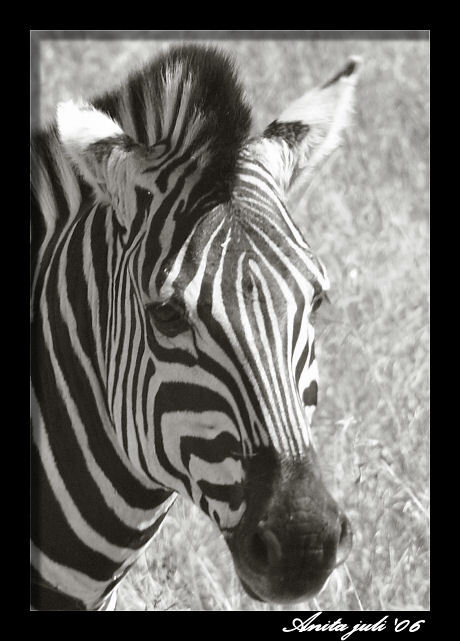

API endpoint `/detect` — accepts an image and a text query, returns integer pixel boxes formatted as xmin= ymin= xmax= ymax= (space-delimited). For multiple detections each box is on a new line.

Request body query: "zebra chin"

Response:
xmin=223 ymin=452 xmax=353 ymax=604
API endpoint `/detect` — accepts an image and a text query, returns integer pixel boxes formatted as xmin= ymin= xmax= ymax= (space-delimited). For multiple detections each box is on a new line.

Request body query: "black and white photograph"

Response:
xmin=30 ymin=30 xmax=429 ymax=615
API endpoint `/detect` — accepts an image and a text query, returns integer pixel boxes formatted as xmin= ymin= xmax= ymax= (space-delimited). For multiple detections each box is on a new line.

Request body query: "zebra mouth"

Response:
xmin=239 ymin=578 xmax=266 ymax=602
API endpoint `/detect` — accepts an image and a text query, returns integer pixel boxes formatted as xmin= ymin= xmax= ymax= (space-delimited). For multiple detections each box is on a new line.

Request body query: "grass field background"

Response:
xmin=34 ymin=33 xmax=429 ymax=611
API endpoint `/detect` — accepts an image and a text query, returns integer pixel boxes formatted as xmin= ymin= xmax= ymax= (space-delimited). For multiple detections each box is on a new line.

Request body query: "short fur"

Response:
xmin=92 ymin=45 xmax=253 ymax=200
xmin=31 ymin=46 xmax=253 ymax=220
xmin=30 ymin=46 xmax=359 ymax=610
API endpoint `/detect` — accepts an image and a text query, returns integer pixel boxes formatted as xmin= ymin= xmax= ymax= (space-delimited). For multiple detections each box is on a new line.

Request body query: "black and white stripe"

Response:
xmin=31 ymin=45 xmax=359 ymax=609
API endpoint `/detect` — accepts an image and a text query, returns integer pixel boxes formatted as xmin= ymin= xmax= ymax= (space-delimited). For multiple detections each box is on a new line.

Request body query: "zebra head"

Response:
xmin=56 ymin=47 xmax=359 ymax=604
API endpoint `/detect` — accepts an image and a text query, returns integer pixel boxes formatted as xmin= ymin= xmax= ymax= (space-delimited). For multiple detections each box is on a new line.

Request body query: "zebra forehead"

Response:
xmin=164 ymin=209 xmax=322 ymax=303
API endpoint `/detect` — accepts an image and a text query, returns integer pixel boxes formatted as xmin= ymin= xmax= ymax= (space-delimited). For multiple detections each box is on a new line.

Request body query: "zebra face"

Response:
xmin=55 ymin=51 xmax=359 ymax=604
xmin=144 ymin=187 xmax=352 ymax=603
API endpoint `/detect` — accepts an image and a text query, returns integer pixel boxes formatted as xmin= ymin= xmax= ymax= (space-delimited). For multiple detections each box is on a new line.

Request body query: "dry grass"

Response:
xmin=35 ymin=33 xmax=429 ymax=611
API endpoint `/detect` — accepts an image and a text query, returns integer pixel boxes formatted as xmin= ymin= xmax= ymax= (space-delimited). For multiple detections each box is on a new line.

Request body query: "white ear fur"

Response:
xmin=279 ymin=56 xmax=361 ymax=172
xmin=56 ymin=100 xmax=128 ymax=204
xmin=250 ymin=56 xmax=362 ymax=195
xmin=57 ymin=99 xmax=124 ymax=156
xmin=278 ymin=56 xmax=361 ymax=126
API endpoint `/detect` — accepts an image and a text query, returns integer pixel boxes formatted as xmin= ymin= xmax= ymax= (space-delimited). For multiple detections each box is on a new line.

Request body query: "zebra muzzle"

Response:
xmin=227 ymin=454 xmax=353 ymax=603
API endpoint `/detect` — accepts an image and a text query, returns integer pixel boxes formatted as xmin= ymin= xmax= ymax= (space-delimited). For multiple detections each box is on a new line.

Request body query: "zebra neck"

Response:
xmin=31 ymin=188 xmax=170 ymax=488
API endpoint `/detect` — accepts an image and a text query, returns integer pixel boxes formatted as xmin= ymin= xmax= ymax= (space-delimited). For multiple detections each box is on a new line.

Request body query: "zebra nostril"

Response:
xmin=249 ymin=530 xmax=269 ymax=568
xmin=247 ymin=526 xmax=282 ymax=571
xmin=335 ymin=515 xmax=353 ymax=567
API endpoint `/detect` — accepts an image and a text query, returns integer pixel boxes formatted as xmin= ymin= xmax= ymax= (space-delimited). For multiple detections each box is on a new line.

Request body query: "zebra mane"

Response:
xmin=91 ymin=45 xmax=253 ymax=198
xmin=31 ymin=46 xmax=253 ymax=208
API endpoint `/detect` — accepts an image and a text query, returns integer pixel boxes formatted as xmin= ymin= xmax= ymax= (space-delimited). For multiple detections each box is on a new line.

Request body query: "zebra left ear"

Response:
xmin=254 ymin=57 xmax=361 ymax=194
xmin=56 ymin=100 xmax=137 ymax=208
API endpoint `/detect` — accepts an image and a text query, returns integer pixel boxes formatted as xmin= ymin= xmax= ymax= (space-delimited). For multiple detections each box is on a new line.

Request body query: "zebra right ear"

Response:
xmin=56 ymin=100 xmax=137 ymax=207
xmin=251 ymin=57 xmax=361 ymax=195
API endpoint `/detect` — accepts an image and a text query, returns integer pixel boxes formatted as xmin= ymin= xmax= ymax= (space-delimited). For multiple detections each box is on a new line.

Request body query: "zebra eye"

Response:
xmin=311 ymin=292 xmax=330 ymax=314
xmin=311 ymin=294 xmax=324 ymax=313
xmin=149 ymin=300 xmax=188 ymax=336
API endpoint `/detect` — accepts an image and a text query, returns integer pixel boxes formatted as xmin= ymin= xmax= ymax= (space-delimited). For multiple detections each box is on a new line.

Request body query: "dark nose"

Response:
xmin=229 ymin=449 xmax=353 ymax=602
xmin=238 ymin=508 xmax=352 ymax=602
xmin=246 ymin=511 xmax=352 ymax=575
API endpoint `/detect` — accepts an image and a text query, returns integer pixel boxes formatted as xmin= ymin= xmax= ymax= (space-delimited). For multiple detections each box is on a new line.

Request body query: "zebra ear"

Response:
xmin=256 ymin=57 xmax=361 ymax=194
xmin=56 ymin=100 xmax=136 ymax=207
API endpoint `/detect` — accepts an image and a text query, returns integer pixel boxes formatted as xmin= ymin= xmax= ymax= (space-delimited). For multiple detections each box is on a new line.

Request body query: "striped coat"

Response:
xmin=31 ymin=45 xmax=359 ymax=609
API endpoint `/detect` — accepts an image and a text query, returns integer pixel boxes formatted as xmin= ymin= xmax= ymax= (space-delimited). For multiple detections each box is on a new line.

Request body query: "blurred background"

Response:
xmin=32 ymin=31 xmax=429 ymax=611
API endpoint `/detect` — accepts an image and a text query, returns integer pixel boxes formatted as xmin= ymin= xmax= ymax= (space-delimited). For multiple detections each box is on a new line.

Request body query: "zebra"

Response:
xmin=30 ymin=45 xmax=360 ymax=610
